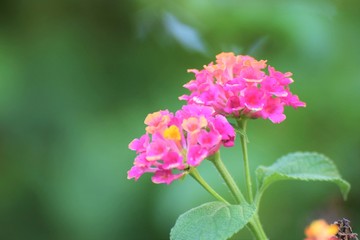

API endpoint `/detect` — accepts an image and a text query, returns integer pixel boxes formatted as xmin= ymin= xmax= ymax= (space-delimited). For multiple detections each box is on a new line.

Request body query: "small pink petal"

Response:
xmin=285 ymin=92 xmax=306 ymax=108
xmin=269 ymin=113 xmax=286 ymax=124
xmin=224 ymin=96 xmax=243 ymax=113
xmin=261 ymin=98 xmax=286 ymax=124
xmin=187 ymin=145 xmax=208 ymax=166
xmin=127 ymin=165 xmax=155 ymax=181
xmin=198 ymin=130 xmax=221 ymax=149
xmin=242 ymin=87 xmax=264 ymax=111
xmin=240 ymin=67 xmax=264 ymax=83
xmin=213 ymin=115 xmax=235 ymax=147
xmin=145 ymin=110 xmax=172 ymax=134
xmin=162 ymin=151 xmax=184 ymax=170
xmin=146 ymin=138 xmax=169 ymax=161
xmin=182 ymin=116 xmax=207 ymax=134
xmin=176 ymin=104 xmax=214 ymax=120
xmin=128 ymin=134 xmax=149 ymax=153
xmin=152 ymin=170 xmax=184 ymax=184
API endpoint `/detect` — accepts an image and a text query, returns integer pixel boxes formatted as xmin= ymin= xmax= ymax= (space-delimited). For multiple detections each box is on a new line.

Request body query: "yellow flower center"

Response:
xmin=163 ymin=125 xmax=181 ymax=141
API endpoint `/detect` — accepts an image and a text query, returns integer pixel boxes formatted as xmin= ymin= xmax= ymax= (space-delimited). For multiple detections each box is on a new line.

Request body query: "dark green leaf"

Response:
xmin=256 ymin=152 xmax=350 ymax=200
xmin=170 ymin=201 xmax=255 ymax=240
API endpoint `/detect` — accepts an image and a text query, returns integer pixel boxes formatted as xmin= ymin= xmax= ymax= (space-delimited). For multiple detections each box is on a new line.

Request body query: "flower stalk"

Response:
xmin=209 ymin=151 xmax=247 ymax=204
xmin=237 ymin=119 xmax=254 ymax=203
xmin=210 ymin=151 xmax=267 ymax=239
xmin=189 ymin=167 xmax=229 ymax=204
xmin=250 ymin=215 xmax=268 ymax=240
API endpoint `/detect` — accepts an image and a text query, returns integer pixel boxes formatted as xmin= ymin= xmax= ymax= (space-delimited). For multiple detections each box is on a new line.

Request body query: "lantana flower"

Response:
xmin=127 ymin=105 xmax=235 ymax=184
xmin=304 ymin=219 xmax=339 ymax=240
xmin=180 ymin=52 xmax=306 ymax=123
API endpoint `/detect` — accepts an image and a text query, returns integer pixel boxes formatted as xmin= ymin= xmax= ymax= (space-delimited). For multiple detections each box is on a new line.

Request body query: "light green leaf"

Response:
xmin=170 ymin=201 xmax=255 ymax=240
xmin=256 ymin=152 xmax=350 ymax=200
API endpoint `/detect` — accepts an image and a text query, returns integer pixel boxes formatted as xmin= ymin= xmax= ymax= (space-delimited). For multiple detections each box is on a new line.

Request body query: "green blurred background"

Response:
xmin=0 ymin=0 xmax=359 ymax=239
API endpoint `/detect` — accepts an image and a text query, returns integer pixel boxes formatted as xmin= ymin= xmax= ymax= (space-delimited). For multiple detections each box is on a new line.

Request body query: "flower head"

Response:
xmin=180 ymin=52 xmax=306 ymax=123
xmin=304 ymin=219 xmax=339 ymax=240
xmin=127 ymin=105 xmax=235 ymax=184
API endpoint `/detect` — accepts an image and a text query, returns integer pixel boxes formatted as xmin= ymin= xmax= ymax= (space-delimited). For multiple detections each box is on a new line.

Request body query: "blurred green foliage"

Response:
xmin=0 ymin=0 xmax=359 ymax=239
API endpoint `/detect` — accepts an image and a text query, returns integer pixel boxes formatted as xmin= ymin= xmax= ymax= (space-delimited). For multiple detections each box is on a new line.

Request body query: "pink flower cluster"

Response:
xmin=180 ymin=52 xmax=306 ymax=123
xmin=127 ymin=105 xmax=235 ymax=184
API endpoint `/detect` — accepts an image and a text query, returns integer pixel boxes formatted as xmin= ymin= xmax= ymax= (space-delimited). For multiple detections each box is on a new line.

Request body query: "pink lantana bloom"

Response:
xmin=127 ymin=105 xmax=235 ymax=184
xmin=180 ymin=52 xmax=306 ymax=123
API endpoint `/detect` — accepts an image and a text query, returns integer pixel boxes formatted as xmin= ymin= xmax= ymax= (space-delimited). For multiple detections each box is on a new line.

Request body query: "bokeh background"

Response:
xmin=0 ymin=0 xmax=359 ymax=239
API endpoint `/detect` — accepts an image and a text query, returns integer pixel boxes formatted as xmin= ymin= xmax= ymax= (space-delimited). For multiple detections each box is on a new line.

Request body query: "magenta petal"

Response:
xmin=198 ymin=130 xmax=221 ymax=149
xmin=269 ymin=113 xmax=286 ymax=124
xmin=133 ymin=154 xmax=150 ymax=167
xmin=261 ymin=98 xmax=286 ymax=123
xmin=187 ymin=145 xmax=208 ymax=166
xmin=162 ymin=151 xmax=184 ymax=170
xmin=128 ymin=134 xmax=149 ymax=153
xmin=225 ymin=96 xmax=243 ymax=113
xmin=179 ymin=53 xmax=305 ymax=124
xmin=240 ymin=67 xmax=264 ymax=83
xmin=286 ymin=93 xmax=306 ymax=108
xmin=146 ymin=139 xmax=169 ymax=161
xmin=176 ymin=104 xmax=214 ymax=120
xmin=127 ymin=166 xmax=146 ymax=181
xmin=213 ymin=115 xmax=236 ymax=147
xmin=243 ymin=87 xmax=264 ymax=111
xmin=152 ymin=170 xmax=184 ymax=185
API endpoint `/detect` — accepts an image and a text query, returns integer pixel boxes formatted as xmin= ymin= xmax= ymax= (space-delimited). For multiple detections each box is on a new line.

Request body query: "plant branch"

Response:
xmin=209 ymin=152 xmax=247 ymax=204
xmin=237 ymin=119 xmax=254 ymax=203
xmin=189 ymin=167 xmax=229 ymax=204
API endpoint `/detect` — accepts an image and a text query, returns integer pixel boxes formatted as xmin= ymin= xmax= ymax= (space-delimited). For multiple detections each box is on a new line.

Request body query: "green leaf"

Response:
xmin=170 ymin=201 xmax=255 ymax=240
xmin=256 ymin=152 xmax=350 ymax=200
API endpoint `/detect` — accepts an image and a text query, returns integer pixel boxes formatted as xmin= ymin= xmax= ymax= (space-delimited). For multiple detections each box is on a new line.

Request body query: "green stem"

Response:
xmin=249 ymin=214 xmax=268 ymax=240
xmin=209 ymin=152 xmax=247 ymax=204
xmin=237 ymin=119 xmax=254 ymax=203
xmin=209 ymin=152 xmax=268 ymax=239
xmin=189 ymin=167 xmax=229 ymax=204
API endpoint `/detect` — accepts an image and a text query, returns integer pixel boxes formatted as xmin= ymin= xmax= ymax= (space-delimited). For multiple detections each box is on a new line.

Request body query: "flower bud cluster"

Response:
xmin=127 ymin=105 xmax=235 ymax=184
xmin=180 ymin=52 xmax=306 ymax=123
